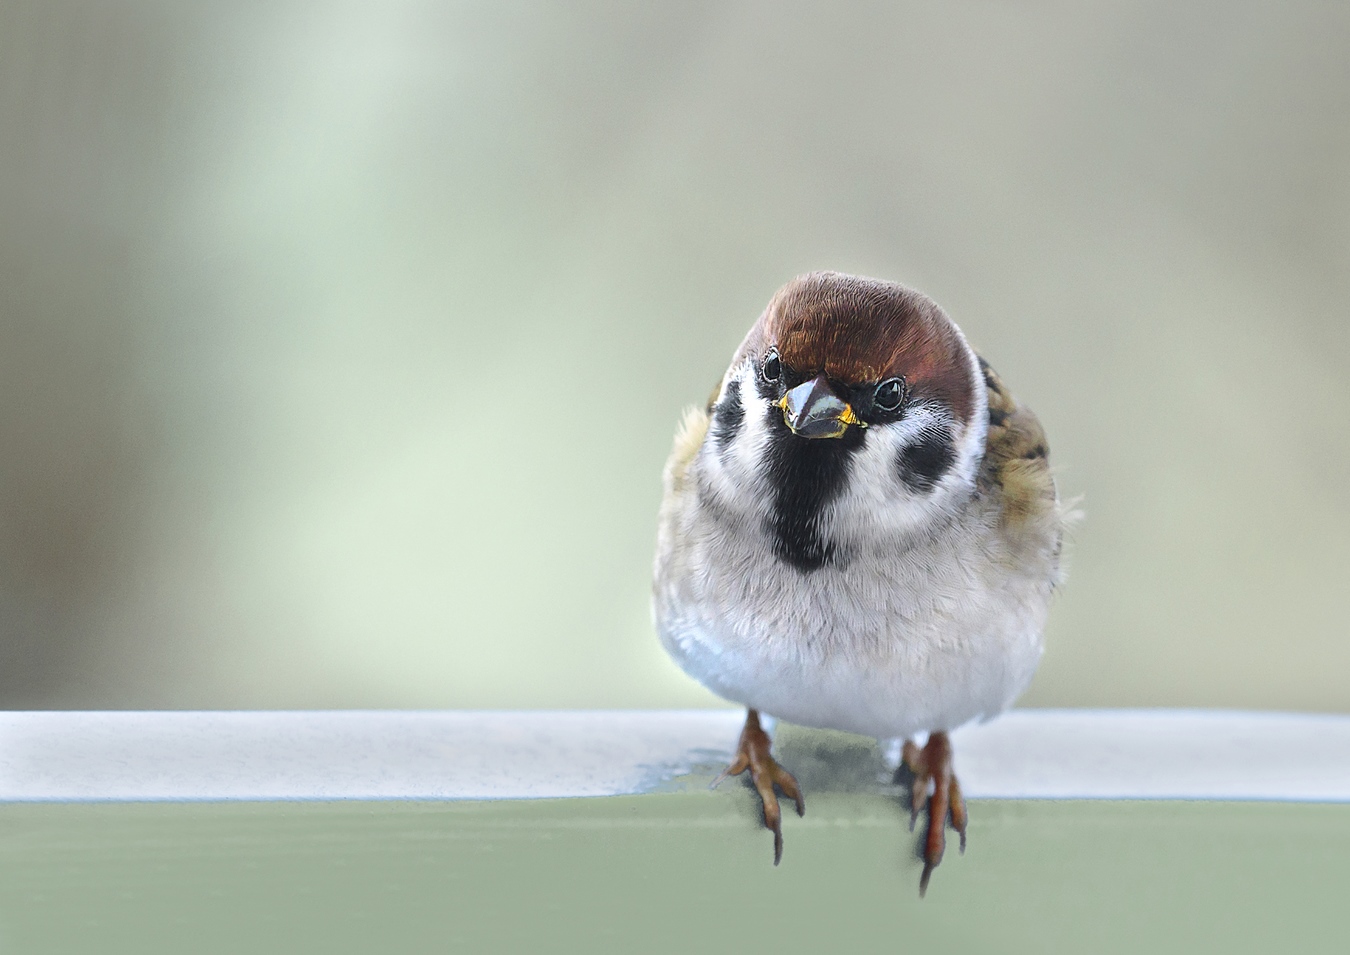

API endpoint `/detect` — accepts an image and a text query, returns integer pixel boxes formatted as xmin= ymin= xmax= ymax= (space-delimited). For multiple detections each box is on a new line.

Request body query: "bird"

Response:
xmin=652 ymin=271 xmax=1069 ymax=894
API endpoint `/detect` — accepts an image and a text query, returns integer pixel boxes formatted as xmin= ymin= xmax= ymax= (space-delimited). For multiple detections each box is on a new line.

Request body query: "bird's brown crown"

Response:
xmin=740 ymin=272 xmax=977 ymax=424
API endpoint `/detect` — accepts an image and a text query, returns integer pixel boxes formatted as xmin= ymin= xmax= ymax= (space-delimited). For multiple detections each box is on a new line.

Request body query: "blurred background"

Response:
xmin=0 ymin=1 xmax=1346 ymax=712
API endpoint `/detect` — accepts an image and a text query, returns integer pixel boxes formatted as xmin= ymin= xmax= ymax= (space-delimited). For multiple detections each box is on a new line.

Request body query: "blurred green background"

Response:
xmin=1 ymin=1 xmax=1347 ymax=711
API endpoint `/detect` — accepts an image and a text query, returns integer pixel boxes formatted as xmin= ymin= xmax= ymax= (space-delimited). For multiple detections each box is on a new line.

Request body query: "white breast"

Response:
xmin=653 ymin=420 xmax=1056 ymax=741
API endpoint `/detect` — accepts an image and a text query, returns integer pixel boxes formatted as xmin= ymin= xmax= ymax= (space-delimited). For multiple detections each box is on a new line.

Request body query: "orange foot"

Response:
xmin=711 ymin=709 xmax=805 ymax=865
xmin=901 ymin=731 xmax=968 ymax=896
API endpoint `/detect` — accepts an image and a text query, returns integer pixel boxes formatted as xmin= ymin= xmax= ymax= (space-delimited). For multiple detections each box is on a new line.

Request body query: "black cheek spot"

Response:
xmin=710 ymin=385 xmax=744 ymax=450
xmin=897 ymin=425 xmax=956 ymax=493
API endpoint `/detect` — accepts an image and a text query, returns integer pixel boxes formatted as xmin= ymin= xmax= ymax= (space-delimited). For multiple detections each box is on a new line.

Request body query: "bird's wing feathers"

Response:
xmin=664 ymin=404 xmax=711 ymax=496
xmin=975 ymin=356 xmax=1060 ymax=540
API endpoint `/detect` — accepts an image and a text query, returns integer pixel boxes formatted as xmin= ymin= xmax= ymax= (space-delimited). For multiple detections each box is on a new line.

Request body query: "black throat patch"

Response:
xmin=761 ymin=404 xmax=865 ymax=572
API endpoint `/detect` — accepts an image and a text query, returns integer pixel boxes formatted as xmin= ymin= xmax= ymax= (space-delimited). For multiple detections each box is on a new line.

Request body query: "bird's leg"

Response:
xmin=900 ymin=731 xmax=967 ymax=897
xmin=711 ymin=709 xmax=804 ymax=865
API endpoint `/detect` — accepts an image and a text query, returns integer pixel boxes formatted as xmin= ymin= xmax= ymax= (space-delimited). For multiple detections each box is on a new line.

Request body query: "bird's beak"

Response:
xmin=778 ymin=375 xmax=865 ymax=439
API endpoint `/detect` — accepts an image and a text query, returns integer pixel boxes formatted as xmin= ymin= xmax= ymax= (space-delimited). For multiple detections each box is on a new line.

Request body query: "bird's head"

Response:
xmin=704 ymin=271 xmax=988 ymax=571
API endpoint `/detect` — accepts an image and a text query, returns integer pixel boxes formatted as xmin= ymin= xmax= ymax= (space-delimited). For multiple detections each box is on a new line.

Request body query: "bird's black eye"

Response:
xmin=874 ymin=377 xmax=905 ymax=412
xmin=762 ymin=348 xmax=781 ymax=382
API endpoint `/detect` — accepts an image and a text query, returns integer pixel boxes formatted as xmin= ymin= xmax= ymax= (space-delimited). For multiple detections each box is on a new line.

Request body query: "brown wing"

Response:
xmin=976 ymin=356 xmax=1058 ymax=537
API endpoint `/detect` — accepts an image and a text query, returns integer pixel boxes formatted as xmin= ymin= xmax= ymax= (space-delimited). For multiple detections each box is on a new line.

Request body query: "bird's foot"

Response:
xmin=900 ymin=731 xmax=967 ymax=897
xmin=711 ymin=709 xmax=804 ymax=865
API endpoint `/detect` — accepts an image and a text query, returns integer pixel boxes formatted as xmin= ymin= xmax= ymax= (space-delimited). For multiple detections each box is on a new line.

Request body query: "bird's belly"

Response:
xmin=655 ymin=540 xmax=1049 ymax=740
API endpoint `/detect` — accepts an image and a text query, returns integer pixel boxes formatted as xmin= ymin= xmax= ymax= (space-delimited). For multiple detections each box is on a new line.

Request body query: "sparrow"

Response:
xmin=652 ymin=271 xmax=1069 ymax=894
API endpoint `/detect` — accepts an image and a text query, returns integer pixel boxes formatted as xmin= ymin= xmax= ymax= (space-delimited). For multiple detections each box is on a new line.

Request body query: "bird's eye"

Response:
xmin=762 ymin=349 xmax=781 ymax=382
xmin=874 ymin=377 xmax=905 ymax=412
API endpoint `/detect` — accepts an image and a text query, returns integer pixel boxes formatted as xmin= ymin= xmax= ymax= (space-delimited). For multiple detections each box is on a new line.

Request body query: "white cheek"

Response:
xmin=823 ymin=404 xmax=981 ymax=542
xmin=724 ymin=373 xmax=773 ymax=480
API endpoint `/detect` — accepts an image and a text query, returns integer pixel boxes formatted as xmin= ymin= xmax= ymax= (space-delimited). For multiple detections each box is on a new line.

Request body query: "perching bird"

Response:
xmin=653 ymin=272 xmax=1069 ymax=894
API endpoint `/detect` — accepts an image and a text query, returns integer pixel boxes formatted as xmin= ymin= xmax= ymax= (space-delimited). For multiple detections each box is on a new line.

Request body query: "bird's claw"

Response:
xmin=715 ymin=710 xmax=804 ymax=865
xmin=901 ymin=732 xmax=967 ymax=897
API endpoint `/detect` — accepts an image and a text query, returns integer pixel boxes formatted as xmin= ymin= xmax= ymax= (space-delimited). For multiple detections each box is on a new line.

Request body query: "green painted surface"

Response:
xmin=1 ymin=793 xmax=1346 ymax=954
